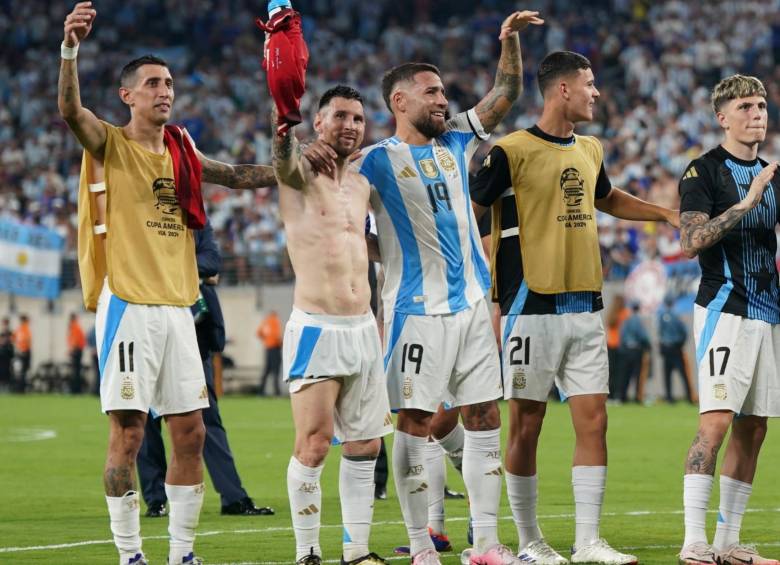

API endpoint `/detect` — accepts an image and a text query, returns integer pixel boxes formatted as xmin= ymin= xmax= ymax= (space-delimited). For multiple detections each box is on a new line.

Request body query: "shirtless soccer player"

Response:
xmin=272 ymin=85 xmax=393 ymax=565
xmin=471 ymin=51 xmax=677 ymax=565
xmin=353 ymin=11 xmax=543 ymax=565
xmin=59 ymin=4 xmax=276 ymax=564
xmin=677 ymin=75 xmax=780 ymax=565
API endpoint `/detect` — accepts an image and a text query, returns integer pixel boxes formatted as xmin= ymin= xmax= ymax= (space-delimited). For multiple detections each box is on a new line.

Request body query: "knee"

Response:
xmin=113 ymin=425 xmax=145 ymax=459
xmin=698 ymin=413 xmax=733 ymax=443
xmin=575 ymin=408 xmax=608 ymax=438
xmin=733 ymin=416 xmax=768 ymax=447
xmin=295 ymin=431 xmax=332 ymax=467
xmin=397 ymin=409 xmax=433 ymax=437
xmin=429 ymin=409 xmax=459 ymax=440
xmin=462 ymin=400 xmax=500 ymax=431
xmin=343 ymin=438 xmax=380 ymax=459
xmin=171 ymin=419 xmax=206 ymax=458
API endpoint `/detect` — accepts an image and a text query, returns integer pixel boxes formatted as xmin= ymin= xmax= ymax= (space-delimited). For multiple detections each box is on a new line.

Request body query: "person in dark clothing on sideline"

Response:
xmin=0 ymin=318 xmax=14 ymax=391
xmin=619 ymin=303 xmax=651 ymax=402
xmin=137 ymin=220 xmax=274 ymax=517
xmin=658 ymin=296 xmax=696 ymax=404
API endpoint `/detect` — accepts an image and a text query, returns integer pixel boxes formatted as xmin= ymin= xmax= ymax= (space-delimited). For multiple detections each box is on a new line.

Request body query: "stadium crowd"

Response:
xmin=2 ymin=0 xmax=780 ymax=285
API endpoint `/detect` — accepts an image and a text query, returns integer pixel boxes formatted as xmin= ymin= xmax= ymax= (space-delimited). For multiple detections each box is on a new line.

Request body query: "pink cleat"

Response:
xmin=469 ymin=544 xmax=523 ymax=565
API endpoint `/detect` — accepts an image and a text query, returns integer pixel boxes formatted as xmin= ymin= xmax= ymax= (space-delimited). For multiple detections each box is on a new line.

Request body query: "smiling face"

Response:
xmin=717 ymin=96 xmax=767 ymax=145
xmin=119 ymin=64 xmax=174 ymax=126
xmin=314 ymin=97 xmax=365 ymax=158
xmin=563 ymin=68 xmax=600 ymax=123
xmin=397 ymin=71 xmax=448 ymax=139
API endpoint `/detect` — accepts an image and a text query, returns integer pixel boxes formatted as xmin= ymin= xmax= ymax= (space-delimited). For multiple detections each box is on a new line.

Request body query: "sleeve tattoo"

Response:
xmin=201 ymin=158 xmax=277 ymax=189
xmin=679 ymin=209 xmax=746 ymax=256
xmin=475 ymin=37 xmax=522 ymax=133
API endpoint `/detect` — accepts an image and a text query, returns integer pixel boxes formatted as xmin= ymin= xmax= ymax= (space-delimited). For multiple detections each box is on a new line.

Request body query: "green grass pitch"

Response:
xmin=0 ymin=395 xmax=777 ymax=564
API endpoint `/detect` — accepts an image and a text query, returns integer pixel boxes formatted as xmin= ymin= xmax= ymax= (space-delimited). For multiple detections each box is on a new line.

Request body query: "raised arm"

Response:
xmin=474 ymin=10 xmax=543 ymax=134
xmin=270 ymin=106 xmax=313 ymax=190
xmin=595 ymin=187 xmax=678 ymax=226
xmin=679 ymin=162 xmax=778 ymax=258
xmin=198 ymin=152 xmax=277 ymax=189
xmin=58 ymin=2 xmax=106 ymax=160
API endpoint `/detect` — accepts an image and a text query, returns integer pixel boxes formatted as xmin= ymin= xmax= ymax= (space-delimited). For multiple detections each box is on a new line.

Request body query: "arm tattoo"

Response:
xmin=201 ymin=158 xmax=276 ymax=189
xmin=476 ymin=35 xmax=522 ymax=133
xmin=684 ymin=430 xmax=723 ymax=475
xmin=104 ymin=464 xmax=135 ymax=496
xmin=680 ymin=209 xmax=746 ymax=256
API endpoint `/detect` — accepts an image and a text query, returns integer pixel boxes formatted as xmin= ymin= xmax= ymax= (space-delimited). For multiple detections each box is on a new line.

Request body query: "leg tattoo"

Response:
xmin=685 ymin=430 xmax=721 ymax=475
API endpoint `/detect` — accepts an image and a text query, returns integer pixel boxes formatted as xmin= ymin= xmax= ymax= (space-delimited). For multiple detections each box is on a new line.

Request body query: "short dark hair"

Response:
xmin=381 ymin=62 xmax=441 ymax=112
xmin=318 ymin=85 xmax=364 ymax=110
xmin=120 ymin=54 xmax=169 ymax=87
xmin=537 ymin=51 xmax=591 ymax=96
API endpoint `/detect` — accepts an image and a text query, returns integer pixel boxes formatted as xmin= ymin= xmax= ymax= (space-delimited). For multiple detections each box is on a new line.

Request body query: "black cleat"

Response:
xmin=297 ymin=548 xmax=322 ymax=565
xmin=443 ymin=485 xmax=465 ymax=499
xmin=374 ymin=485 xmax=387 ymax=500
xmin=341 ymin=552 xmax=388 ymax=565
xmin=221 ymin=496 xmax=275 ymax=516
xmin=145 ymin=501 xmax=168 ymax=518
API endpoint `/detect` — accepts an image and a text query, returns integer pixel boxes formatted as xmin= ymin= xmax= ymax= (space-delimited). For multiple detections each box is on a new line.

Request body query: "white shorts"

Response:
xmin=501 ymin=311 xmax=609 ymax=402
xmin=96 ymin=280 xmax=207 ymax=416
xmin=283 ymin=308 xmax=393 ymax=442
xmin=693 ymin=305 xmax=780 ymax=416
xmin=383 ymin=299 xmax=502 ymax=412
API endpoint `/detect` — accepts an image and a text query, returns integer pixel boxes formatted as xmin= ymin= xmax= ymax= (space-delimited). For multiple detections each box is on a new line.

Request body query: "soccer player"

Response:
xmin=352 ymin=11 xmax=544 ymax=565
xmin=58 ymin=4 xmax=277 ymax=564
xmin=677 ymin=75 xmax=780 ymax=565
xmin=272 ymin=85 xmax=392 ymax=565
xmin=470 ymin=51 xmax=677 ymax=564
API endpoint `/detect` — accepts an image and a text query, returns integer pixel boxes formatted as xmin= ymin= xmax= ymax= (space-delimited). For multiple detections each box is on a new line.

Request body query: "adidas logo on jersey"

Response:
xmin=683 ymin=166 xmax=699 ymax=179
xmin=397 ymin=166 xmax=417 ymax=179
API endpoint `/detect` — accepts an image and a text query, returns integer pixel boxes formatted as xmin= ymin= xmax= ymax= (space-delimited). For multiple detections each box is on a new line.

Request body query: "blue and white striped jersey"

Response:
xmin=356 ymin=109 xmax=491 ymax=316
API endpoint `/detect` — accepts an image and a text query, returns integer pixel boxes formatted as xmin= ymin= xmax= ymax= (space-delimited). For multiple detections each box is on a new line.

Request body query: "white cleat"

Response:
xmin=412 ymin=548 xmax=443 ymax=565
xmin=678 ymin=542 xmax=717 ymax=564
xmin=518 ymin=539 xmax=569 ymax=564
xmin=718 ymin=543 xmax=780 ymax=565
xmin=570 ymin=539 xmax=637 ymax=564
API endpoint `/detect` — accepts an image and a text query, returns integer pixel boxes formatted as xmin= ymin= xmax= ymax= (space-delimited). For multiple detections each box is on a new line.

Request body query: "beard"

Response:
xmin=412 ymin=112 xmax=446 ymax=139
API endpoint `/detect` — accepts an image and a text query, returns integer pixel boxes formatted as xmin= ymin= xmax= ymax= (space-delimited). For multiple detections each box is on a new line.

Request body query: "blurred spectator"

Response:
xmin=257 ymin=310 xmax=283 ymax=396
xmin=0 ymin=317 xmax=14 ymax=391
xmin=67 ymin=312 xmax=86 ymax=394
xmin=87 ymin=324 xmax=99 ymax=395
xmin=618 ymin=303 xmax=651 ymax=403
xmin=12 ymin=314 xmax=31 ymax=393
xmin=605 ymin=294 xmax=630 ymax=399
xmin=657 ymin=297 xmax=696 ymax=404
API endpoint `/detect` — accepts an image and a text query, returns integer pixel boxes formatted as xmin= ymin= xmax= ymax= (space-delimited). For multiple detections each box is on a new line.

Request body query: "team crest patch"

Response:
xmin=418 ymin=159 xmax=439 ymax=179
xmin=713 ymin=383 xmax=727 ymax=401
xmin=512 ymin=368 xmax=527 ymax=390
xmin=120 ymin=376 xmax=135 ymax=400
xmin=402 ymin=375 xmax=413 ymax=399
xmin=434 ymin=147 xmax=457 ymax=174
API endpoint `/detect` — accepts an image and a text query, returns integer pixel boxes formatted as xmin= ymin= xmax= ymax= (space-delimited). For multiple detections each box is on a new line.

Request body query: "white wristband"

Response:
xmin=61 ymin=42 xmax=79 ymax=60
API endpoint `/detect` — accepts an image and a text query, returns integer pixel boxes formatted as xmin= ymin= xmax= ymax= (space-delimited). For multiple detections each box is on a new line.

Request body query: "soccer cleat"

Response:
xmin=717 ymin=543 xmax=780 ymax=565
xmin=444 ymin=485 xmax=466 ymax=499
xmin=678 ymin=542 xmax=717 ymax=564
xmin=168 ymin=553 xmax=203 ymax=565
xmin=469 ymin=544 xmax=524 ymax=565
xmin=341 ymin=551 xmax=388 ymax=565
xmin=297 ymin=548 xmax=323 ymax=565
xmin=412 ymin=548 xmax=443 ymax=565
xmin=517 ymin=539 xmax=569 ymax=564
xmin=125 ymin=553 xmax=149 ymax=565
xmin=394 ymin=528 xmax=453 ymax=555
xmin=570 ymin=539 xmax=637 ymax=564
xmin=468 ymin=518 xmax=474 ymax=546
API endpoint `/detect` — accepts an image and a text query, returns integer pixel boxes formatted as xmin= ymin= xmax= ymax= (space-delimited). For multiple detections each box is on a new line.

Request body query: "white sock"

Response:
xmin=436 ymin=422 xmax=465 ymax=473
xmin=393 ymin=430 xmax=434 ymax=556
xmin=506 ymin=472 xmax=543 ymax=550
xmin=288 ymin=456 xmax=324 ymax=560
xmin=105 ymin=491 xmax=143 ymax=563
xmin=572 ymin=466 xmax=606 ymax=550
xmin=340 ymin=456 xmax=378 ymax=561
xmin=425 ymin=440 xmax=447 ymax=534
xmin=463 ymin=428 xmax=501 ymax=554
xmin=166 ymin=483 xmax=204 ymax=564
xmin=713 ymin=476 xmax=752 ymax=551
xmin=683 ymin=474 xmax=714 ymax=548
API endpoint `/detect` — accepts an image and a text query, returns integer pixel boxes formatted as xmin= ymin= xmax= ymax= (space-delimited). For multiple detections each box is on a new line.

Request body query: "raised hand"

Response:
xmin=499 ymin=10 xmax=544 ymax=40
xmin=63 ymin=2 xmax=96 ymax=47
xmin=739 ymin=161 xmax=778 ymax=211
xmin=303 ymin=139 xmax=338 ymax=177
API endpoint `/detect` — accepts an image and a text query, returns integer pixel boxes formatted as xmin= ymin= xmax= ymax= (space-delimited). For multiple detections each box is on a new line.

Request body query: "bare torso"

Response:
xmin=279 ymin=170 xmax=371 ymax=316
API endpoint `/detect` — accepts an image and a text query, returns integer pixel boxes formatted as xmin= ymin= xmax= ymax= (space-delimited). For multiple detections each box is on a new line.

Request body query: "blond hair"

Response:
xmin=711 ymin=74 xmax=767 ymax=113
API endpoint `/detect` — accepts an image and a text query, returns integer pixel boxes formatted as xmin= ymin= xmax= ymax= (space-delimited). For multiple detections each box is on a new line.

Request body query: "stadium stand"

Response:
xmin=2 ymin=0 xmax=780 ymax=288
